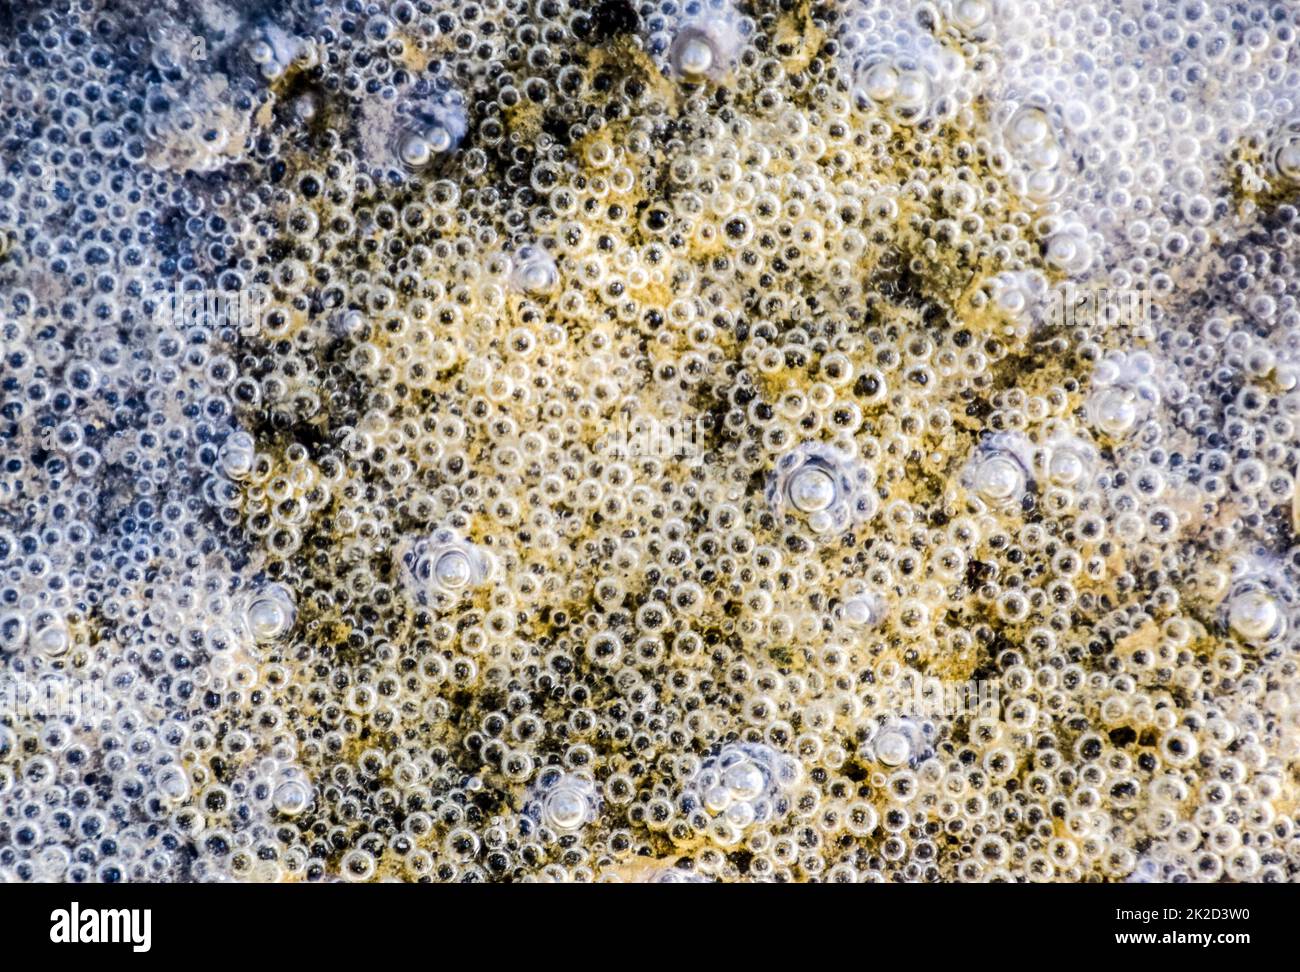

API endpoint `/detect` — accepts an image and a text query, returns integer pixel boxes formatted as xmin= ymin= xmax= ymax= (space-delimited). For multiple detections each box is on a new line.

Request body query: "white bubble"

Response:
xmin=1272 ymin=118 xmax=1300 ymax=182
xmin=272 ymin=772 xmax=313 ymax=817
xmin=527 ymin=770 xmax=599 ymax=835
xmin=1226 ymin=584 xmax=1287 ymax=646
xmin=157 ymin=766 xmax=190 ymax=803
xmin=685 ymin=742 xmax=800 ymax=838
xmin=242 ymin=583 xmax=297 ymax=644
xmin=768 ymin=443 xmax=877 ymax=537
xmin=218 ymin=431 xmax=256 ymax=480
xmin=510 ymin=245 xmax=559 ymax=295
xmin=668 ymin=5 xmax=742 ymax=82
xmin=1085 ymin=354 xmax=1160 ymax=439
xmin=401 ymin=529 xmax=495 ymax=607
xmin=840 ymin=588 xmax=887 ymax=628
xmin=874 ymin=730 xmax=912 ymax=767
xmin=31 ymin=616 xmax=69 ymax=657
xmin=1043 ymin=433 xmax=1096 ymax=488
xmin=867 ymin=719 xmax=932 ymax=768
xmin=788 ymin=465 xmax=837 ymax=513
xmin=963 ymin=433 xmax=1033 ymax=509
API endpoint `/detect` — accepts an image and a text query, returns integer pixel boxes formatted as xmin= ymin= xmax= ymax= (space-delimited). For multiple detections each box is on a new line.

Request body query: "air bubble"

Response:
xmin=667 ymin=4 xmax=742 ymax=82
xmin=272 ymin=769 xmax=313 ymax=818
xmin=867 ymin=719 xmax=933 ymax=769
xmin=767 ymin=444 xmax=877 ymax=537
xmin=963 ymin=433 xmax=1034 ymax=509
xmin=1086 ymin=354 xmax=1161 ymax=439
xmin=684 ymin=742 xmax=800 ymax=841
xmin=242 ymin=583 xmax=297 ymax=644
xmin=526 ymin=769 xmax=600 ymax=835
xmin=1224 ymin=574 xmax=1289 ymax=646
xmin=401 ymin=529 xmax=495 ymax=607
xmin=218 ymin=431 xmax=256 ymax=480
xmin=510 ymin=245 xmax=559 ymax=295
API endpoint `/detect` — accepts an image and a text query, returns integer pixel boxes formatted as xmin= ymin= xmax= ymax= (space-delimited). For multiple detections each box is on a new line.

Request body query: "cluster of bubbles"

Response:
xmin=390 ymin=84 xmax=470 ymax=172
xmin=846 ymin=3 xmax=967 ymax=124
xmin=1084 ymin=351 xmax=1162 ymax=441
xmin=681 ymin=742 xmax=801 ymax=845
xmin=0 ymin=0 xmax=1299 ymax=884
xmin=524 ymin=767 xmax=601 ymax=836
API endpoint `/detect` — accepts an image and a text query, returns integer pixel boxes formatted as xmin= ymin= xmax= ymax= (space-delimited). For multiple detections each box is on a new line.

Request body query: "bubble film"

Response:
xmin=0 ymin=0 xmax=1299 ymax=886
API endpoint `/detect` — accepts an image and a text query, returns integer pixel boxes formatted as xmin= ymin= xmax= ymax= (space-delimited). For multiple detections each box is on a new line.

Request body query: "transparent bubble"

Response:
xmin=684 ymin=742 xmax=801 ymax=837
xmin=401 ymin=529 xmax=495 ymax=606
xmin=272 ymin=769 xmax=313 ymax=818
xmin=248 ymin=24 xmax=303 ymax=81
xmin=943 ymin=0 xmax=1005 ymax=39
xmin=866 ymin=719 xmax=933 ymax=769
xmin=667 ymin=3 xmax=743 ymax=82
xmin=849 ymin=18 xmax=963 ymax=124
xmin=991 ymin=270 xmax=1047 ymax=323
xmin=242 ymin=583 xmax=297 ymax=644
xmin=1043 ymin=222 xmax=1094 ymax=275
xmin=509 ymin=245 xmax=559 ymax=295
xmin=1043 ymin=432 xmax=1097 ymax=488
xmin=31 ymin=618 xmax=69 ymax=657
xmin=1085 ymin=354 xmax=1161 ymax=439
xmin=838 ymin=584 xmax=888 ymax=629
xmin=962 ymin=433 xmax=1034 ymax=509
xmin=767 ymin=444 xmax=877 ymax=537
xmin=0 ymin=612 xmax=28 ymax=652
xmin=218 ymin=431 xmax=256 ymax=480
xmin=526 ymin=769 xmax=600 ymax=835
xmin=391 ymin=89 xmax=468 ymax=171
xmin=1223 ymin=574 xmax=1290 ymax=647
xmin=1269 ymin=117 xmax=1300 ymax=183
xmin=157 ymin=766 xmax=190 ymax=803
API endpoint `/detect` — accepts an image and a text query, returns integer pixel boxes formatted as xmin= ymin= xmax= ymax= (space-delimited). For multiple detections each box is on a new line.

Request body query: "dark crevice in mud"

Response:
xmin=578 ymin=0 xmax=641 ymax=45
